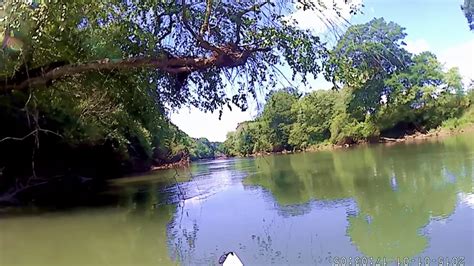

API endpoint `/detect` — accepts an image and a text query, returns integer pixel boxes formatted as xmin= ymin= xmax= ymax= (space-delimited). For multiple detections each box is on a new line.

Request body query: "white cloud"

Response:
xmin=439 ymin=39 xmax=474 ymax=85
xmin=286 ymin=0 xmax=363 ymax=33
xmin=405 ymin=39 xmax=431 ymax=54
xmin=169 ymin=107 xmax=253 ymax=142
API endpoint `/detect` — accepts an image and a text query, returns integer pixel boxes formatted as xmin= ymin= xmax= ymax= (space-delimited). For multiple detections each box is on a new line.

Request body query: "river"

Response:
xmin=1 ymin=133 xmax=473 ymax=265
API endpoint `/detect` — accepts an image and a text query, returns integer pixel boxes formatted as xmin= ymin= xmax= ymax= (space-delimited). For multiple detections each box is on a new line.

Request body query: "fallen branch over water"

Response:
xmin=380 ymin=137 xmax=404 ymax=142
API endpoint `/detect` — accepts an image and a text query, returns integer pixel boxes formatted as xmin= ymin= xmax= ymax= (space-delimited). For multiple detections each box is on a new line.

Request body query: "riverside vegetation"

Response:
xmin=0 ymin=1 xmax=473 ymax=205
xmin=221 ymin=19 xmax=474 ymax=156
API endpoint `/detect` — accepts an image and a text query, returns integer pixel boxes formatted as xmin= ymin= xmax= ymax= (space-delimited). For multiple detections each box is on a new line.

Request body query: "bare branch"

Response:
xmin=200 ymin=0 xmax=213 ymax=36
xmin=0 ymin=128 xmax=62 ymax=143
xmin=0 ymin=130 xmax=37 ymax=143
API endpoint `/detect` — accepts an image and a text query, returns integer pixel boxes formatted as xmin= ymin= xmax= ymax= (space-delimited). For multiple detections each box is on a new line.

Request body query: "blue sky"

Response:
xmin=351 ymin=0 xmax=472 ymax=53
xmin=171 ymin=0 xmax=473 ymax=142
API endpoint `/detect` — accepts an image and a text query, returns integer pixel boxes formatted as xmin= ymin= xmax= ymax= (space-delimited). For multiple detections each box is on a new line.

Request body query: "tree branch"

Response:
xmin=181 ymin=0 xmax=221 ymax=53
xmin=0 ymin=45 xmax=271 ymax=93
xmin=200 ymin=0 xmax=213 ymax=36
xmin=234 ymin=1 xmax=271 ymax=45
xmin=0 ymin=128 xmax=62 ymax=143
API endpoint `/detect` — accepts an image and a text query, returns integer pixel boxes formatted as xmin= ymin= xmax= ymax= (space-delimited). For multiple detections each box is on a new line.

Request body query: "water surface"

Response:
xmin=1 ymin=134 xmax=473 ymax=265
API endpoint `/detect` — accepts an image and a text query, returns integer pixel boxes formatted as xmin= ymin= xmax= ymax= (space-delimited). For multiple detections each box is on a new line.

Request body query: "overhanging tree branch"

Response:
xmin=0 ymin=46 xmax=271 ymax=93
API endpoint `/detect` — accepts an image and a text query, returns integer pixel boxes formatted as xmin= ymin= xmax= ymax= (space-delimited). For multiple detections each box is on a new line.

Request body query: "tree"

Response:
xmin=461 ymin=0 xmax=474 ymax=30
xmin=189 ymin=138 xmax=215 ymax=160
xmin=289 ymin=90 xmax=337 ymax=149
xmin=260 ymin=89 xmax=299 ymax=151
xmin=378 ymin=52 xmax=467 ymax=131
xmin=221 ymin=131 xmax=238 ymax=156
xmin=325 ymin=18 xmax=412 ymax=119
xmin=234 ymin=121 xmax=257 ymax=156
xmin=0 ymin=0 xmax=344 ymax=112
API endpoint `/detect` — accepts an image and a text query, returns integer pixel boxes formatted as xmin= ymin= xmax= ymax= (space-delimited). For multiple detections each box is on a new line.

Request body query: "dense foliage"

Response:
xmin=0 ymin=0 xmax=338 ymax=109
xmin=222 ymin=19 xmax=473 ymax=156
xmin=0 ymin=0 xmax=344 ymax=188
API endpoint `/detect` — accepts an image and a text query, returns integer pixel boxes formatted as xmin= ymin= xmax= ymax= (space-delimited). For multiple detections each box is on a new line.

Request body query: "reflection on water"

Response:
xmin=0 ymin=205 xmax=177 ymax=266
xmin=244 ymin=137 xmax=473 ymax=260
xmin=0 ymin=134 xmax=473 ymax=265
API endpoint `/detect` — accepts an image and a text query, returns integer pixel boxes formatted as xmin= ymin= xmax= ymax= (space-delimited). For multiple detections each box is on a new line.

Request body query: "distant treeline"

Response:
xmin=188 ymin=137 xmax=225 ymax=160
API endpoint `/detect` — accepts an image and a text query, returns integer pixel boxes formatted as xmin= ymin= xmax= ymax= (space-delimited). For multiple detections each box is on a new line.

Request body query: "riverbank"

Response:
xmin=150 ymin=156 xmax=227 ymax=171
xmin=309 ymin=124 xmax=474 ymax=151
xmin=384 ymin=124 xmax=474 ymax=143
xmin=2 ymin=124 xmax=472 ymax=207
xmin=229 ymin=123 xmax=474 ymax=158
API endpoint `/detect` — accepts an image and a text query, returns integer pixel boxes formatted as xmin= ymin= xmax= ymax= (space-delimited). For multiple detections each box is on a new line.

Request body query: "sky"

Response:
xmin=170 ymin=0 xmax=474 ymax=142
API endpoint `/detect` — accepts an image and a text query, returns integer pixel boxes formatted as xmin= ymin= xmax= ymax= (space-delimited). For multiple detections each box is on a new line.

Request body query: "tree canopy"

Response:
xmin=0 ymin=0 xmax=344 ymax=112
